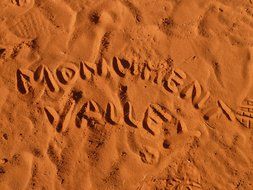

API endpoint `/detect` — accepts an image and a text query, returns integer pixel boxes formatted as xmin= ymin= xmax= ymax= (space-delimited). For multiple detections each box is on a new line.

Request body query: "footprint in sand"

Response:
xmin=236 ymin=98 xmax=253 ymax=128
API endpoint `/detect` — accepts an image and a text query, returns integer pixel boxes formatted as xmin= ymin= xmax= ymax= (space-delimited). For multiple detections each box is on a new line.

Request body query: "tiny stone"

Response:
xmin=163 ymin=140 xmax=170 ymax=149
xmin=3 ymin=133 xmax=8 ymax=140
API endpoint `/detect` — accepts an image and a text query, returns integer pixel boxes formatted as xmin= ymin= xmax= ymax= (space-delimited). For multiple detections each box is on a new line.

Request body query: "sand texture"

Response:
xmin=0 ymin=0 xmax=253 ymax=189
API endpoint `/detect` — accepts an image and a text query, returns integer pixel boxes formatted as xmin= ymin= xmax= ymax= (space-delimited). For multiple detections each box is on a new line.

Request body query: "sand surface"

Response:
xmin=0 ymin=0 xmax=253 ymax=189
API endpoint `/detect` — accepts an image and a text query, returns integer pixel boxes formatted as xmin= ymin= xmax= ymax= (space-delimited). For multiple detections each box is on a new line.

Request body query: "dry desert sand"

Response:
xmin=0 ymin=0 xmax=253 ymax=189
